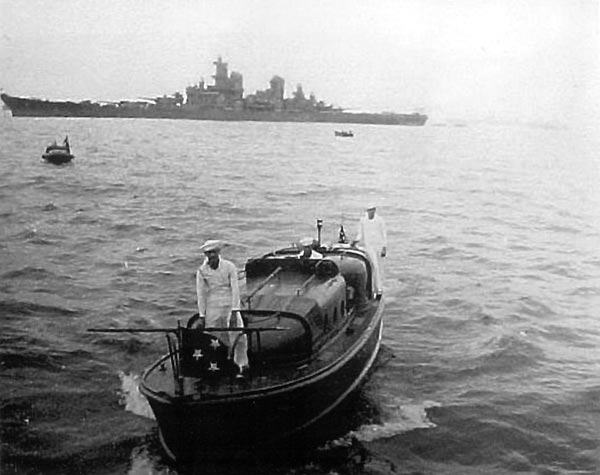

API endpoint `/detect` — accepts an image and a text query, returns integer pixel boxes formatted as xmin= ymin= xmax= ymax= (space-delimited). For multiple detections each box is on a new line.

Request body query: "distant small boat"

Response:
xmin=334 ymin=130 xmax=354 ymax=137
xmin=42 ymin=137 xmax=73 ymax=164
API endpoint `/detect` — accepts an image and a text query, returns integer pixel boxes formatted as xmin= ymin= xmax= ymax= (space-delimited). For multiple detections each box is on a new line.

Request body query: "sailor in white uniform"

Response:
xmin=353 ymin=205 xmax=387 ymax=296
xmin=297 ymin=237 xmax=323 ymax=259
xmin=196 ymin=240 xmax=249 ymax=374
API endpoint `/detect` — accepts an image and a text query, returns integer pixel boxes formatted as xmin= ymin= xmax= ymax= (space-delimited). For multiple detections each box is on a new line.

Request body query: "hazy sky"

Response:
xmin=1 ymin=0 xmax=599 ymax=122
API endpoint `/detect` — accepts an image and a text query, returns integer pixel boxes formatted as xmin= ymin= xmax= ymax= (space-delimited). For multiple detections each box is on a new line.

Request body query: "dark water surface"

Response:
xmin=1 ymin=117 xmax=599 ymax=474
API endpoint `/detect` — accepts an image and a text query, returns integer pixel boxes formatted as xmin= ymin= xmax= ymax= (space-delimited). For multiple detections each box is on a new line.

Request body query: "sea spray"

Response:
xmin=350 ymin=400 xmax=440 ymax=442
xmin=118 ymin=371 xmax=155 ymax=420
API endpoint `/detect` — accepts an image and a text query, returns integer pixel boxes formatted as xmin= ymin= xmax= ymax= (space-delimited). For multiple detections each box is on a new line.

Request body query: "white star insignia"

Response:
xmin=210 ymin=338 xmax=220 ymax=349
xmin=192 ymin=349 xmax=203 ymax=360
xmin=209 ymin=362 xmax=220 ymax=372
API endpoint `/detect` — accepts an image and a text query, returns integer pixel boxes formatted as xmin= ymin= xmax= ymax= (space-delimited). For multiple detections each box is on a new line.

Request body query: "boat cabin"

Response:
xmin=175 ymin=242 xmax=378 ymax=383
xmin=238 ymin=244 xmax=375 ymax=366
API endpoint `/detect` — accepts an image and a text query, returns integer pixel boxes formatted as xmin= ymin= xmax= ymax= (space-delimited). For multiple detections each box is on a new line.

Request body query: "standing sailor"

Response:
xmin=196 ymin=239 xmax=249 ymax=375
xmin=297 ymin=237 xmax=323 ymax=259
xmin=352 ymin=204 xmax=387 ymax=296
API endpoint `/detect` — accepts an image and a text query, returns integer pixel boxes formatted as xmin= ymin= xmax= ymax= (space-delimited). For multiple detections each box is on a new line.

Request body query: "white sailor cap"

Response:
xmin=299 ymin=237 xmax=314 ymax=247
xmin=200 ymin=239 xmax=224 ymax=252
xmin=366 ymin=203 xmax=377 ymax=210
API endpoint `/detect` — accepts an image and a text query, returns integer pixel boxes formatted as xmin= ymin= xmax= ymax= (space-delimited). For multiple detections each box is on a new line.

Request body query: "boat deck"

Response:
xmin=143 ymin=299 xmax=381 ymax=399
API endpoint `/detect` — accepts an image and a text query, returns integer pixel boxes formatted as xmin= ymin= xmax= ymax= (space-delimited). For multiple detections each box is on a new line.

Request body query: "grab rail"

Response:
xmin=243 ymin=266 xmax=283 ymax=308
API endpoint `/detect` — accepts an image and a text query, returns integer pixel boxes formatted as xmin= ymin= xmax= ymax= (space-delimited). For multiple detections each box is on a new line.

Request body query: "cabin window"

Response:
xmin=333 ymin=307 xmax=338 ymax=323
xmin=341 ymin=301 xmax=346 ymax=317
xmin=346 ymin=286 xmax=355 ymax=305
xmin=323 ymin=312 xmax=329 ymax=330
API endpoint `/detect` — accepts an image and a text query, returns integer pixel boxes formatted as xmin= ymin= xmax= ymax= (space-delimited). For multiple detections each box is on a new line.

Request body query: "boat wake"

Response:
xmin=350 ymin=400 xmax=439 ymax=442
xmin=127 ymin=447 xmax=171 ymax=475
xmin=119 ymin=371 xmax=155 ymax=420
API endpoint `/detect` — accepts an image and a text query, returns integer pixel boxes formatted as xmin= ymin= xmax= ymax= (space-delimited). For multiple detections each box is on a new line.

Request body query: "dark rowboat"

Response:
xmin=90 ymin=223 xmax=384 ymax=462
xmin=42 ymin=141 xmax=73 ymax=164
xmin=335 ymin=130 xmax=354 ymax=137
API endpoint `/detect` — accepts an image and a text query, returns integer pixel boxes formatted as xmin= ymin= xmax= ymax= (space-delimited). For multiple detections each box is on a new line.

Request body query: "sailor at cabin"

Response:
xmin=195 ymin=239 xmax=249 ymax=374
xmin=297 ymin=237 xmax=323 ymax=259
xmin=352 ymin=204 xmax=387 ymax=296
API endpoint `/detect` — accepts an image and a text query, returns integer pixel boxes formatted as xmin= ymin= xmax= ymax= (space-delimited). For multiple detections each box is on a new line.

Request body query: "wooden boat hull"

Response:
xmin=42 ymin=151 xmax=73 ymax=164
xmin=141 ymin=303 xmax=383 ymax=461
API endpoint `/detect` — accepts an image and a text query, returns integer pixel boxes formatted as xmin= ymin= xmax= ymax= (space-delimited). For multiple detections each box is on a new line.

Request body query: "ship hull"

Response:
xmin=141 ymin=311 xmax=383 ymax=462
xmin=42 ymin=151 xmax=73 ymax=164
xmin=1 ymin=93 xmax=427 ymax=126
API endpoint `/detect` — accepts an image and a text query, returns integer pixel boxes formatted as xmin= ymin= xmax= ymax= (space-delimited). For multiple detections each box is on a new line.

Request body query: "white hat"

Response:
xmin=366 ymin=203 xmax=377 ymax=210
xmin=299 ymin=237 xmax=314 ymax=247
xmin=200 ymin=239 xmax=224 ymax=252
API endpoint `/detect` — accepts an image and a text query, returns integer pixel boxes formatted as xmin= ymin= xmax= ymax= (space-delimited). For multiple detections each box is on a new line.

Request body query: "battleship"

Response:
xmin=1 ymin=57 xmax=427 ymax=126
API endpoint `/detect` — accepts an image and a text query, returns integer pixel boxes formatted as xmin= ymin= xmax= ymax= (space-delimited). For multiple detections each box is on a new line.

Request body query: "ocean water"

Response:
xmin=1 ymin=116 xmax=599 ymax=475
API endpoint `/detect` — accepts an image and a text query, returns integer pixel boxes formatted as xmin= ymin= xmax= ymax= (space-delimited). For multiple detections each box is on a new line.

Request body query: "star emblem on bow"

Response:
xmin=192 ymin=349 xmax=203 ymax=360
